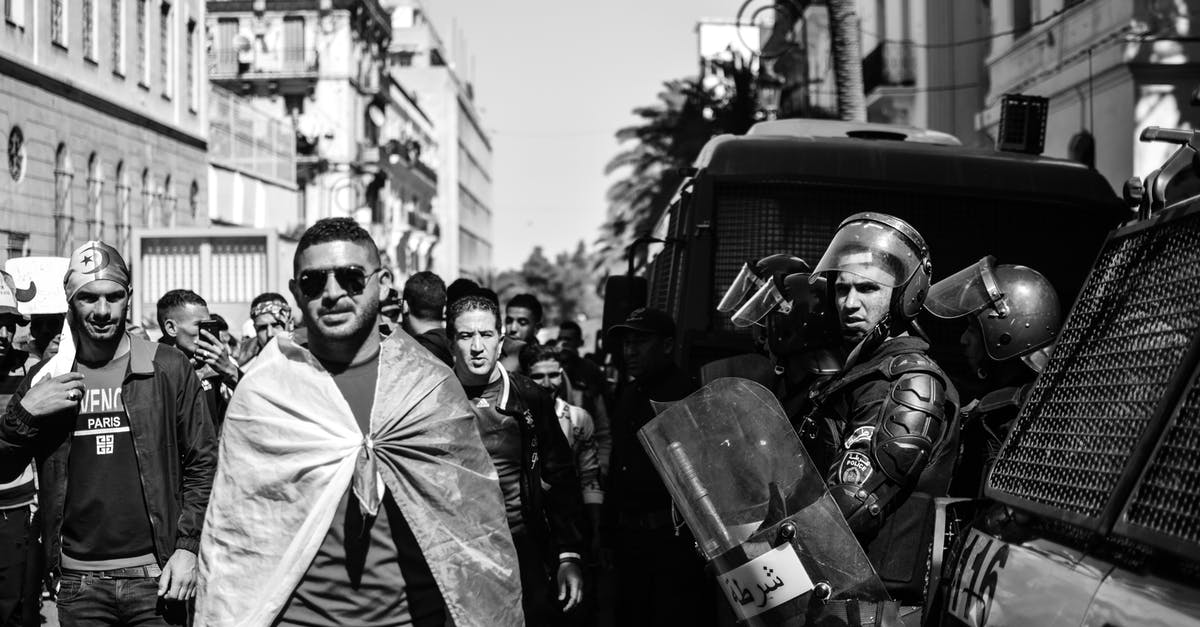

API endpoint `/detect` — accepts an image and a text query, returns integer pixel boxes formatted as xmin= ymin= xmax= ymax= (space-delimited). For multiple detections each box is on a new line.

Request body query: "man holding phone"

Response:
xmin=156 ymin=290 xmax=239 ymax=435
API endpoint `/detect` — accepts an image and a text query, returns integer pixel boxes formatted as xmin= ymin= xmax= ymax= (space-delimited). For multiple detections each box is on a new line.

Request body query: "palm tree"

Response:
xmin=598 ymin=60 xmax=757 ymax=275
xmin=828 ymin=0 xmax=867 ymax=121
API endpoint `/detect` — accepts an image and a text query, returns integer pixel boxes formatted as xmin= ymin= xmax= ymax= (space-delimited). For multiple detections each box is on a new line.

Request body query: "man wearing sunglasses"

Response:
xmin=197 ymin=218 xmax=522 ymax=627
xmin=448 ymin=294 xmax=585 ymax=625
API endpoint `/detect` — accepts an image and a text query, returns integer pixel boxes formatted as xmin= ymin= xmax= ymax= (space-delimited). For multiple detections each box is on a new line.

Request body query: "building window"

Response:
xmin=83 ymin=0 xmax=96 ymax=60
xmin=283 ymin=16 xmax=305 ymax=70
xmin=5 ymin=0 xmax=24 ymax=27
xmin=160 ymin=2 xmax=171 ymax=98
xmin=7 ymin=126 xmax=25 ymax=182
xmin=116 ymin=161 xmax=131 ymax=256
xmin=51 ymin=0 xmax=66 ymax=46
xmin=189 ymin=180 xmax=199 ymax=219
xmin=112 ymin=0 xmax=124 ymax=74
xmin=214 ymin=18 xmax=237 ymax=74
xmin=162 ymin=174 xmax=175 ymax=227
xmin=1012 ymin=0 xmax=1032 ymax=38
xmin=141 ymin=168 xmax=153 ymax=226
xmin=87 ymin=153 xmax=104 ymax=239
xmin=137 ymin=0 xmax=148 ymax=86
xmin=186 ymin=18 xmax=196 ymax=111
xmin=4 ymin=231 xmax=29 ymax=261
xmin=54 ymin=144 xmax=75 ymax=255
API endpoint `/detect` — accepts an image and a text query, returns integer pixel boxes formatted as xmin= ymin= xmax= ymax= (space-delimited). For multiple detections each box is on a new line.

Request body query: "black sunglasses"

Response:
xmin=297 ymin=266 xmax=382 ymax=299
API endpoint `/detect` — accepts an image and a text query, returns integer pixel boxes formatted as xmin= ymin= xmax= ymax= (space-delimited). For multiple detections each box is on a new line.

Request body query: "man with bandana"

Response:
xmin=238 ymin=292 xmax=294 ymax=367
xmin=0 ymin=241 xmax=217 ymax=626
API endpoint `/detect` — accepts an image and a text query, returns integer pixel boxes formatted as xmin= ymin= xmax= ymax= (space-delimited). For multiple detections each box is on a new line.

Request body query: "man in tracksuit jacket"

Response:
xmin=0 ymin=241 xmax=216 ymax=626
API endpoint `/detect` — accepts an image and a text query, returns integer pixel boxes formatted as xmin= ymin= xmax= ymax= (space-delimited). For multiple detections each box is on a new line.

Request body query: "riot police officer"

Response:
xmin=717 ymin=256 xmax=840 ymax=403
xmin=925 ymin=256 xmax=1060 ymax=497
xmin=800 ymin=213 xmax=960 ymax=619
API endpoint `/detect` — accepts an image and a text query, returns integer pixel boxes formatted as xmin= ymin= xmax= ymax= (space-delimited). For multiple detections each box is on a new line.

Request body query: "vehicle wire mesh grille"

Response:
xmin=1116 ymin=361 xmax=1200 ymax=559
xmin=988 ymin=209 xmax=1200 ymax=529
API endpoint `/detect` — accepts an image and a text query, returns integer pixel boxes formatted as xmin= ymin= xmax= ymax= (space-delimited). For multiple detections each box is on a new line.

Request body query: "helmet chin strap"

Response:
xmin=843 ymin=313 xmax=895 ymax=372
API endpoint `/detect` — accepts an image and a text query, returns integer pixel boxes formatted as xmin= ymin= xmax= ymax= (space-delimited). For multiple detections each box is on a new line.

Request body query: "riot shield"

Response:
xmin=639 ymin=377 xmax=893 ymax=626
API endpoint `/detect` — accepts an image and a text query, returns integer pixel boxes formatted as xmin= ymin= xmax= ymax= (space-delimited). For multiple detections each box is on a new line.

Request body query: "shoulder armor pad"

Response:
xmin=886 ymin=352 xmax=943 ymax=379
xmin=873 ymin=371 xmax=948 ymax=483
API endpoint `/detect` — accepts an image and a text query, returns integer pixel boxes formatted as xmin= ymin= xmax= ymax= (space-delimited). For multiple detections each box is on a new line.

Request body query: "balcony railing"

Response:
xmin=209 ymin=46 xmax=319 ymax=79
xmin=863 ymin=41 xmax=916 ymax=94
xmin=208 ymin=87 xmax=297 ymax=187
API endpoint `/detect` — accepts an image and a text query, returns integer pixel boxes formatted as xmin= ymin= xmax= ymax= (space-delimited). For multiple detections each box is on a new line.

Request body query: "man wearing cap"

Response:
xmin=0 ymin=241 xmax=217 ymax=626
xmin=605 ymin=307 xmax=714 ymax=627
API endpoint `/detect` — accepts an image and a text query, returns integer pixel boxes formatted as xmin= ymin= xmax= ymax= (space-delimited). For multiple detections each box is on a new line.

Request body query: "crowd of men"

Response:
xmin=0 ymin=212 xmax=1061 ymax=627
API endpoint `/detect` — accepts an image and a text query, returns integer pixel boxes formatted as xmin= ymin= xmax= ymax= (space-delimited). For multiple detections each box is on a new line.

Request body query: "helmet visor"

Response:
xmin=925 ymin=256 xmax=1001 ymax=319
xmin=811 ymin=220 xmax=923 ymax=288
xmin=717 ymin=263 xmax=762 ymax=313
xmin=732 ymin=277 xmax=789 ymax=328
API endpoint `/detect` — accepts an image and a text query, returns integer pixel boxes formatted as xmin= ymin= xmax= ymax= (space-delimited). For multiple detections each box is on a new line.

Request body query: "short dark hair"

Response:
xmin=293 ymin=217 xmax=380 ymax=273
xmin=476 ymin=287 xmax=500 ymax=309
xmin=403 ymin=271 xmax=446 ymax=321
xmin=251 ymin=292 xmax=288 ymax=311
xmin=506 ymin=293 xmax=543 ymax=323
xmin=519 ymin=342 xmax=561 ymax=373
xmin=156 ymin=289 xmax=207 ymax=330
xmin=446 ymin=278 xmax=480 ymax=306
xmin=558 ymin=320 xmax=582 ymax=336
xmin=447 ymin=294 xmax=501 ymax=335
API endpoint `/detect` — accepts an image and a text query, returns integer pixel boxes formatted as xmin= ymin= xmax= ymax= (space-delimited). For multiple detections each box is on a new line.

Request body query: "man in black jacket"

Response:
xmin=402 ymin=271 xmax=453 ymax=366
xmin=605 ymin=307 xmax=714 ymax=627
xmin=0 ymin=240 xmax=217 ymax=626
xmin=448 ymin=294 xmax=585 ymax=625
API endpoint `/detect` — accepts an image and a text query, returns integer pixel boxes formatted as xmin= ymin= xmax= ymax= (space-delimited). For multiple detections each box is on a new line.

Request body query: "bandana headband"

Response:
xmin=64 ymin=241 xmax=130 ymax=301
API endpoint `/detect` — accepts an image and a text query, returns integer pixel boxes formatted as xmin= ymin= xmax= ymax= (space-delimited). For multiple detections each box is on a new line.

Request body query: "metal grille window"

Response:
xmin=990 ymin=210 xmax=1200 ymax=529
xmin=137 ymin=0 xmax=147 ymax=85
xmin=112 ymin=0 xmax=124 ymax=73
xmin=83 ymin=0 xmax=95 ymax=59
xmin=160 ymin=2 xmax=171 ymax=98
xmin=51 ymin=0 xmax=65 ymax=46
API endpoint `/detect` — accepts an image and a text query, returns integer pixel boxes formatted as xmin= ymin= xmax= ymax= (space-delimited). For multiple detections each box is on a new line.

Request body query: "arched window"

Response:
xmin=54 ymin=144 xmax=75 ymax=254
xmin=87 ymin=152 xmax=104 ymax=240
xmin=115 ymin=160 xmax=132 ymax=257
xmin=141 ymin=168 xmax=153 ymax=227
xmin=162 ymin=174 xmax=175 ymax=227
xmin=189 ymin=180 xmax=200 ymax=220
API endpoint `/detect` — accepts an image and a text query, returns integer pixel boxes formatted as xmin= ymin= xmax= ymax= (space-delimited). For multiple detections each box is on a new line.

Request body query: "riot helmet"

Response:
xmin=925 ymin=256 xmax=1060 ymax=367
xmin=811 ymin=212 xmax=932 ymax=323
xmin=717 ymin=254 xmax=839 ymax=363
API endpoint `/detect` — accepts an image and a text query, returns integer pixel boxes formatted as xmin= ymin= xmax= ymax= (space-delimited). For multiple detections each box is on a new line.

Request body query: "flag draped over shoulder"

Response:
xmin=195 ymin=333 xmax=523 ymax=627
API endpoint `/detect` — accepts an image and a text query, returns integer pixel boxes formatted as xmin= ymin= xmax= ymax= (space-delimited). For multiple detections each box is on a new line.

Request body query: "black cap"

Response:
xmin=607 ymin=307 xmax=676 ymax=343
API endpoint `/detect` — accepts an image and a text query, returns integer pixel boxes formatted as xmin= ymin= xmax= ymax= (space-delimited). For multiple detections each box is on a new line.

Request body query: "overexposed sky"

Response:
xmin=424 ymin=0 xmax=747 ymax=271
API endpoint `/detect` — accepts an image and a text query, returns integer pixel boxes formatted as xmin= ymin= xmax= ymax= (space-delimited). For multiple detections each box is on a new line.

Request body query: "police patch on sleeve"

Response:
xmin=837 ymin=450 xmax=873 ymax=485
xmin=844 ymin=425 xmax=875 ymax=449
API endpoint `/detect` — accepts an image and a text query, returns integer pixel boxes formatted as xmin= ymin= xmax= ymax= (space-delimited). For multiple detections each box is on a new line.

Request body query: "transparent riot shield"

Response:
xmin=639 ymin=378 xmax=893 ymax=626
